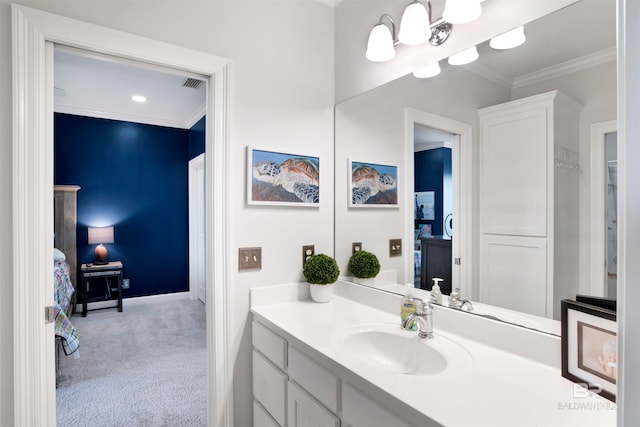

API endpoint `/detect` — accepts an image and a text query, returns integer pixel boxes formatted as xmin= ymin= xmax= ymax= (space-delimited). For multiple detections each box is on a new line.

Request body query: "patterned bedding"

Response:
xmin=54 ymin=261 xmax=79 ymax=355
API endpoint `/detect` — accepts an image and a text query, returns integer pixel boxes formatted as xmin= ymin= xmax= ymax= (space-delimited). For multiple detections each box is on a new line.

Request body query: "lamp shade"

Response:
xmin=490 ymin=26 xmax=526 ymax=50
xmin=448 ymin=46 xmax=479 ymax=65
xmin=366 ymin=23 xmax=396 ymax=62
xmin=413 ymin=61 xmax=441 ymax=78
xmin=443 ymin=0 xmax=482 ymax=24
xmin=88 ymin=226 xmax=114 ymax=244
xmin=398 ymin=1 xmax=431 ymax=46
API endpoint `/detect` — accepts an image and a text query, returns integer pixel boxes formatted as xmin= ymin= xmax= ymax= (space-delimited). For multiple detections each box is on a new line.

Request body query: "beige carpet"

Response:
xmin=56 ymin=298 xmax=207 ymax=426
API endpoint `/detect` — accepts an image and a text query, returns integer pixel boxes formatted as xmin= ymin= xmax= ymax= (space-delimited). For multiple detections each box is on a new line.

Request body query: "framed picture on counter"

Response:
xmin=561 ymin=299 xmax=617 ymax=402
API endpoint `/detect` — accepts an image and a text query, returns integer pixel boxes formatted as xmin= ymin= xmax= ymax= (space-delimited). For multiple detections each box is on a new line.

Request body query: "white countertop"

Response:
xmin=251 ymin=285 xmax=616 ymax=427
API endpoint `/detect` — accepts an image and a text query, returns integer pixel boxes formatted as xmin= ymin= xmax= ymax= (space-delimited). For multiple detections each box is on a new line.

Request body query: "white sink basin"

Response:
xmin=332 ymin=323 xmax=473 ymax=376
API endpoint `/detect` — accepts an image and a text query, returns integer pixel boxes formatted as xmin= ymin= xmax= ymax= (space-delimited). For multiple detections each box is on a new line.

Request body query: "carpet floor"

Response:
xmin=56 ymin=298 xmax=207 ymax=426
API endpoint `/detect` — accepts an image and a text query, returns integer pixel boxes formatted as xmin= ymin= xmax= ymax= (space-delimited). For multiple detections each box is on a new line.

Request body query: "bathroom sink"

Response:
xmin=332 ymin=323 xmax=473 ymax=376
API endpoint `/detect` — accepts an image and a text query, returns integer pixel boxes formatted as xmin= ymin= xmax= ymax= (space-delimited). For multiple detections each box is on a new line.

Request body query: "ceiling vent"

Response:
xmin=182 ymin=78 xmax=204 ymax=89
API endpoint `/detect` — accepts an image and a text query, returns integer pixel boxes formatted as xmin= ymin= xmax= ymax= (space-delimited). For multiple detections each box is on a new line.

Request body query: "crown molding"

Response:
xmin=512 ymin=47 xmax=616 ymax=89
xmin=53 ymin=105 xmax=191 ymax=129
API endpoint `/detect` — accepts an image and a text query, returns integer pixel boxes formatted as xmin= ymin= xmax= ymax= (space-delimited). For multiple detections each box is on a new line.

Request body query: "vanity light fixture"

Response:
xmin=442 ymin=0 xmax=483 ymax=25
xmin=448 ymin=45 xmax=479 ymax=65
xmin=490 ymin=26 xmax=526 ymax=50
xmin=413 ymin=61 xmax=441 ymax=78
xmin=366 ymin=15 xmax=398 ymax=62
xmin=398 ymin=1 xmax=432 ymax=46
xmin=131 ymin=94 xmax=147 ymax=103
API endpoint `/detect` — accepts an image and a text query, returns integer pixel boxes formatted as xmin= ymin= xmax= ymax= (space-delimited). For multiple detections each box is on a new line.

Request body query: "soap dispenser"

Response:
xmin=430 ymin=278 xmax=443 ymax=305
xmin=400 ymin=283 xmax=417 ymax=331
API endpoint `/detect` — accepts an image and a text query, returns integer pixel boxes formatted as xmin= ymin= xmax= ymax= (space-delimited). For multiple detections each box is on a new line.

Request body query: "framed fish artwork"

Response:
xmin=247 ymin=146 xmax=320 ymax=207
xmin=348 ymin=160 xmax=398 ymax=208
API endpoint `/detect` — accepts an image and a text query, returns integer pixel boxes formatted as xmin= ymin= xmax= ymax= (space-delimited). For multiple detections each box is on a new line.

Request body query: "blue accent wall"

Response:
xmin=55 ymin=113 xmax=200 ymax=298
xmin=414 ymin=148 xmax=452 ymax=236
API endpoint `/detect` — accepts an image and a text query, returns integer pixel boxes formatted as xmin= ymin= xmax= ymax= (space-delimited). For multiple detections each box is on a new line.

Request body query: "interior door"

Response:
xmin=189 ymin=153 xmax=206 ymax=303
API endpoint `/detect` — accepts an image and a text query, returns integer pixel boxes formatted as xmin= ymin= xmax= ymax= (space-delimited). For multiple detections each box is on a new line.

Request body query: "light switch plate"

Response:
xmin=239 ymin=247 xmax=262 ymax=271
xmin=352 ymin=242 xmax=362 ymax=254
xmin=302 ymin=245 xmax=315 ymax=267
xmin=389 ymin=239 xmax=402 ymax=257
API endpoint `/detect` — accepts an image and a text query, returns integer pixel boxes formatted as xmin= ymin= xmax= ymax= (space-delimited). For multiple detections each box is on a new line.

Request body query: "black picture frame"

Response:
xmin=561 ymin=299 xmax=617 ymax=402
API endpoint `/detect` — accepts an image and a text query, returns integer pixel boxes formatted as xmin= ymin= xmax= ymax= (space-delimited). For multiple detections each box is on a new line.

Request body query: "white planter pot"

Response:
xmin=309 ymin=283 xmax=334 ymax=303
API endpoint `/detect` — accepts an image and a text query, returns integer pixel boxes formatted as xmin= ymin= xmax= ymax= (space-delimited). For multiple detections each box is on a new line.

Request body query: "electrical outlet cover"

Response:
xmin=302 ymin=245 xmax=315 ymax=267
xmin=352 ymin=242 xmax=362 ymax=254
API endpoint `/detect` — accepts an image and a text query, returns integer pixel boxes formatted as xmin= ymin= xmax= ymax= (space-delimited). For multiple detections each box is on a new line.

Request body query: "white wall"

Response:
xmin=0 ymin=1 xmax=334 ymax=425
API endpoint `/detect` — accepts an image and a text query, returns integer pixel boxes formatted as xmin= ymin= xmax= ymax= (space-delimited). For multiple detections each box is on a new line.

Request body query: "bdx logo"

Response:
xmin=574 ymin=382 xmax=603 ymax=398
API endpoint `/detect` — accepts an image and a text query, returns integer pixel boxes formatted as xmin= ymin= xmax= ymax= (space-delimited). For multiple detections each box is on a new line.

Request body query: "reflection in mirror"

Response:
xmin=334 ymin=0 xmax=616 ymax=336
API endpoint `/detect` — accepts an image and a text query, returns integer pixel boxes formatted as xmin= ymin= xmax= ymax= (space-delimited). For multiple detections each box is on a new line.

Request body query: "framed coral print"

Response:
xmin=247 ymin=147 xmax=320 ymax=207
xmin=348 ymin=160 xmax=398 ymax=208
xmin=561 ymin=299 xmax=617 ymax=402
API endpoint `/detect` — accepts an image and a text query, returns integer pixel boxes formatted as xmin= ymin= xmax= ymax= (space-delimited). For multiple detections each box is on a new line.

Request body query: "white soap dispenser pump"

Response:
xmin=430 ymin=278 xmax=443 ymax=305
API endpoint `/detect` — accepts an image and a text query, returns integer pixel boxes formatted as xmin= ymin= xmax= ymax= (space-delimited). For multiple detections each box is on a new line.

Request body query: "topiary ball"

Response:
xmin=303 ymin=254 xmax=340 ymax=285
xmin=348 ymin=250 xmax=381 ymax=279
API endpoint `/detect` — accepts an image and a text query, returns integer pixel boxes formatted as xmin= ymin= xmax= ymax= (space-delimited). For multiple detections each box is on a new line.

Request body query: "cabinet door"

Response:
xmin=253 ymin=351 xmax=287 ymax=426
xmin=342 ymin=383 xmax=413 ymax=427
xmin=480 ymin=106 xmax=548 ymax=237
xmin=479 ymin=235 xmax=549 ymax=317
xmin=287 ymin=381 xmax=340 ymax=427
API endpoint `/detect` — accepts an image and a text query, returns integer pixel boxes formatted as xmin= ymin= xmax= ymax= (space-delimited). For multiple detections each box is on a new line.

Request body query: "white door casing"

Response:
xmin=189 ymin=153 xmax=207 ymax=303
xmin=12 ymin=5 xmax=232 ymax=426
xmin=404 ymin=108 xmax=472 ymax=298
xmin=589 ymin=120 xmax=617 ymax=297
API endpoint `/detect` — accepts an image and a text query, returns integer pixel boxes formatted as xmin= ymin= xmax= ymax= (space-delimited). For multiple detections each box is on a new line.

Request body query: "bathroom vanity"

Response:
xmin=251 ymin=281 xmax=615 ymax=427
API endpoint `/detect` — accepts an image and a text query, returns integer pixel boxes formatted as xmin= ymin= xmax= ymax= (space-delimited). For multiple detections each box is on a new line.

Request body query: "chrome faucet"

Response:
xmin=448 ymin=288 xmax=474 ymax=311
xmin=401 ymin=299 xmax=434 ymax=339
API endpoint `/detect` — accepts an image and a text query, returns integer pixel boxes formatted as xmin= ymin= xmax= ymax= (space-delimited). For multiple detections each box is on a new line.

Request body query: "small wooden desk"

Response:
xmin=81 ymin=261 xmax=123 ymax=317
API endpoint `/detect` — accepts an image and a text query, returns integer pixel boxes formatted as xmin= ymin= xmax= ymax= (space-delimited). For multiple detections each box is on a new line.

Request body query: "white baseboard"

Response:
xmin=85 ymin=291 xmax=191 ymax=311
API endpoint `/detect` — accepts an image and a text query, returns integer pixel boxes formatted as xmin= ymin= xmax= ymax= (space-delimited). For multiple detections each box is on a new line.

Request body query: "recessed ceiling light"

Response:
xmin=131 ymin=95 xmax=147 ymax=103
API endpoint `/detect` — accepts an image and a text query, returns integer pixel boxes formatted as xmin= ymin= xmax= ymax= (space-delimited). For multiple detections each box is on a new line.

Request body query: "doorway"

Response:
xmin=404 ymin=108 xmax=472 ymax=299
xmin=12 ymin=6 xmax=232 ymax=425
xmin=413 ymin=124 xmax=454 ymax=292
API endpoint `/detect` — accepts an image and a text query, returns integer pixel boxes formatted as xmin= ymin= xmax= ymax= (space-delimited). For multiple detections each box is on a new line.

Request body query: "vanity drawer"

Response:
xmin=342 ymin=383 xmax=414 ymax=427
xmin=288 ymin=347 xmax=340 ymax=413
xmin=253 ymin=350 xmax=287 ymax=426
xmin=253 ymin=321 xmax=287 ymax=370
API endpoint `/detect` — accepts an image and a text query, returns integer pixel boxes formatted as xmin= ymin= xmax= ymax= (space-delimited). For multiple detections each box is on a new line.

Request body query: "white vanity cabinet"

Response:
xmin=252 ymin=319 xmax=421 ymax=427
xmin=478 ymin=90 xmax=581 ymax=319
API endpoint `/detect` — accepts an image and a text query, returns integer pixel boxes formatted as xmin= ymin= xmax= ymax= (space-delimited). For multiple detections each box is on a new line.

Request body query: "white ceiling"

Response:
xmin=54 ymin=47 xmax=207 ymax=129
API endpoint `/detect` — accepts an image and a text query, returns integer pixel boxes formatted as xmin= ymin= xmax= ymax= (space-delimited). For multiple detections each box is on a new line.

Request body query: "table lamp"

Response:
xmin=88 ymin=226 xmax=114 ymax=265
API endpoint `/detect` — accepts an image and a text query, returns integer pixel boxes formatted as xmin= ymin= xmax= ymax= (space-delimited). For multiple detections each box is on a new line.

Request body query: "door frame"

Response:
xmin=404 ymin=108 xmax=472 ymax=297
xmin=189 ymin=153 xmax=207 ymax=303
xmin=12 ymin=5 xmax=232 ymax=426
xmin=589 ymin=120 xmax=617 ymax=297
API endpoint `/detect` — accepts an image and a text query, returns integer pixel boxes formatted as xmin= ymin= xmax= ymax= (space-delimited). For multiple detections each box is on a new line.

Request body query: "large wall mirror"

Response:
xmin=334 ymin=0 xmax=616 ymax=336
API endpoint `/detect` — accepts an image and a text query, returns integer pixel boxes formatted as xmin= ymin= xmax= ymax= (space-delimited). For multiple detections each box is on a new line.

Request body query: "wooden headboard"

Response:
xmin=54 ymin=185 xmax=80 ymax=312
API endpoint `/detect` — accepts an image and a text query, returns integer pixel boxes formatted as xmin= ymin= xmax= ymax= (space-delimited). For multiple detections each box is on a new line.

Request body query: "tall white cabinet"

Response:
xmin=478 ymin=91 xmax=581 ymax=319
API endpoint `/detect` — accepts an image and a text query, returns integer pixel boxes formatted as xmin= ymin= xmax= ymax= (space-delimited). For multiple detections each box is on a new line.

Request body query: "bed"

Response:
xmin=54 ymin=258 xmax=79 ymax=356
xmin=54 ymin=185 xmax=81 ymax=378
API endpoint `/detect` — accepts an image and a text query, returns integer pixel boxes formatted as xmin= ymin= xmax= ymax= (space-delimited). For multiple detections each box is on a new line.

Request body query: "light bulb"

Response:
xmin=366 ymin=23 xmax=396 ymax=62
xmin=131 ymin=94 xmax=147 ymax=103
xmin=413 ymin=62 xmax=441 ymax=78
xmin=490 ymin=26 xmax=526 ymax=50
xmin=448 ymin=46 xmax=479 ymax=65
xmin=398 ymin=1 xmax=431 ymax=46
xmin=443 ymin=0 xmax=482 ymax=25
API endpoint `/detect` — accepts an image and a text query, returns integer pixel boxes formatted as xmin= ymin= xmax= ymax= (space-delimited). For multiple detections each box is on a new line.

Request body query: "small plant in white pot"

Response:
xmin=348 ymin=250 xmax=380 ymax=286
xmin=303 ymin=253 xmax=340 ymax=303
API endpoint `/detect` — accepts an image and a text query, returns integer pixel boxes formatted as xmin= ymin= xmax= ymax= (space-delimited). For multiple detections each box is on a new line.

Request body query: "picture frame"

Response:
xmin=348 ymin=159 xmax=398 ymax=208
xmin=414 ymin=191 xmax=435 ymax=220
xmin=247 ymin=146 xmax=320 ymax=207
xmin=561 ymin=299 xmax=617 ymax=402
